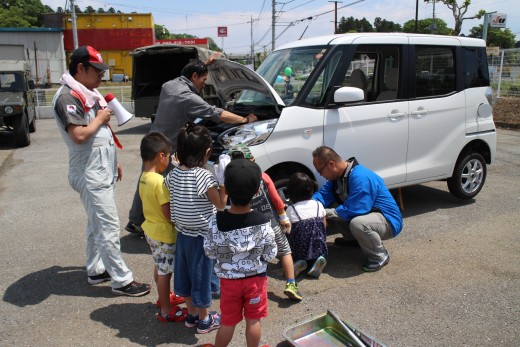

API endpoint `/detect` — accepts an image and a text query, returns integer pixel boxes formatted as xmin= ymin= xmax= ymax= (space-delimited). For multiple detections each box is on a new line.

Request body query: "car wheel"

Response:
xmin=29 ymin=117 xmax=36 ymax=133
xmin=273 ymin=176 xmax=291 ymax=205
xmin=13 ymin=112 xmax=31 ymax=147
xmin=447 ymin=152 xmax=486 ymax=199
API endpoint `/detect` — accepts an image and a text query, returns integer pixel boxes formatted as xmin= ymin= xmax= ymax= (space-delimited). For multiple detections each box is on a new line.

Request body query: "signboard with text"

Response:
xmin=490 ymin=14 xmax=507 ymax=28
xmin=218 ymin=27 xmax=228 ymax=37
xmin=156 ymin=38 xmax=209 ymax=47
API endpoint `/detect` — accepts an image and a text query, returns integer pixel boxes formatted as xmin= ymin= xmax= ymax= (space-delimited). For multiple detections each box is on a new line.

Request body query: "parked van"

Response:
xmin=203 ymin=33 xmax=495 ymax=200
xmin=132 ymin=44 xmax=224 ymax=121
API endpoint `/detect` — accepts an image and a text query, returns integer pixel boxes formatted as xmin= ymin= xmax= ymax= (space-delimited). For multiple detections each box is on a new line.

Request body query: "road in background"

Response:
xmin=1 ymin=119 xmax=519 ymax=346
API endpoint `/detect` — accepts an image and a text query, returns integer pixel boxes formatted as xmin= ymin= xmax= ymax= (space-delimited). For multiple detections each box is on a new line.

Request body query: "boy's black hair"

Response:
xmin=181 ymin=59 xmax=208 ymax=79
xmin=225 ymin=159 xmax=261 ymax=206
xmin=177 ymin=123 xmax=212 ymax=168
xmin=140 ymin=132 xmax=172 ymax=162
xmin=286 ymin=172 xmax=318 ymax=203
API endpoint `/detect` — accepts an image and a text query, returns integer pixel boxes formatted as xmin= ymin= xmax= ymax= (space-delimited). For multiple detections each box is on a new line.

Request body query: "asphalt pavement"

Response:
xmin=0 ymin=118 xmax=519 ymax=346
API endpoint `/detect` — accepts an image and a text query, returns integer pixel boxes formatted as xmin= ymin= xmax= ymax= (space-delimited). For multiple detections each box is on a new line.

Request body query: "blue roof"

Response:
xmin=0 ymin=27 xmax=63 ymax=32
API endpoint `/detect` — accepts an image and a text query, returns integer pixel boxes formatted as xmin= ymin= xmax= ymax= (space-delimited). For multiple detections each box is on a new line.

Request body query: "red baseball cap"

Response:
xmin=70 ymin=45 xmax=109 ymax=70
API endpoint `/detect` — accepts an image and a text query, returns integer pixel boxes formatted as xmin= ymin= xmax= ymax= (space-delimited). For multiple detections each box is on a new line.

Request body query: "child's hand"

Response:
xmin=171 ymin=153 xmax=180 ymax=167
xmin=279 ymin=212 xmax=291 ymax=234
xmin=280 ymin=219 xmax=291 ymax=234
xmin=214 ymin=154 xmax=231 ymax=185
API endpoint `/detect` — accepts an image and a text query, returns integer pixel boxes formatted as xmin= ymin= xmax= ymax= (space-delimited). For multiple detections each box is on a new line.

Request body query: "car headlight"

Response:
xmin=4 ymin=106 xmax=14 ymax=114
xmin=218 ymin=119 xmax=277 ymax=149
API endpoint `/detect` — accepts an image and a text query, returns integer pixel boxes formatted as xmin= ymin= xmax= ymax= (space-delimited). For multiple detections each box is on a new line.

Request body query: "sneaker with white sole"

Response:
xmin=185 ymin=313 xmax=199 ymax=328
xmin=112 ymin=281 xmax=151 ymax=297
xmin=197 ymin=311 xmax=221 ymax=334
xmin=307 ymin=256 xmax=327 ymax=278
xmin=87 ymin=271 xmax=111 ymax=285
xmin=283 ymin=282 xmax=303 ymax=301
xmin=293 ymin=260 xmax=308 ymax=278
xmin=362 ymin=252 xmax=390 ymax=272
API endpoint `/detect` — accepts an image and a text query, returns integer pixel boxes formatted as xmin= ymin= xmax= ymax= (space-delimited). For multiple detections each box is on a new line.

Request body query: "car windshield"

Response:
xmin=0 ymin=72 xmax=24 ymax=92
xmin=235 ymin=46 xmax=327 ymax=106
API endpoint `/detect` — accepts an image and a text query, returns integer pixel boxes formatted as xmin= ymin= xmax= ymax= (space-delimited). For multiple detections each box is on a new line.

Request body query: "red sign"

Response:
xmin=217 ymin=26 xmax=228 ymax=37
xmin=156 ymin=38 xmax=209 ymax=46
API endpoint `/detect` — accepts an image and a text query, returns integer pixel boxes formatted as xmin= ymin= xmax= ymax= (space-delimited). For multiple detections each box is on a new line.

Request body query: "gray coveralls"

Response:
xmin=53 ymin=85 xmax=133 ymax=288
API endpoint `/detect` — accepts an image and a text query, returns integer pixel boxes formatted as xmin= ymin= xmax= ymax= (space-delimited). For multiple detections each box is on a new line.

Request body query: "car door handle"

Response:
xmin=303 ymin=129 xmax=312 ymax=136
xmin=387 ymin=111 xmax=406 ymax=121
xmin=411 ymin=108 xmax=428 ymax=118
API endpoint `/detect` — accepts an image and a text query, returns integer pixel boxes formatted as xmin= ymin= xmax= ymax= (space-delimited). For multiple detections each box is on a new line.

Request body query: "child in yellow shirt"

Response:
xmin=139 ymin=132 xmax=185 ymax=322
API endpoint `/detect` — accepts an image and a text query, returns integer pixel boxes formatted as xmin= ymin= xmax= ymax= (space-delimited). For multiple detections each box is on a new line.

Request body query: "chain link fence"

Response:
xmin=488 ymin=48 xmax=520 ymax=98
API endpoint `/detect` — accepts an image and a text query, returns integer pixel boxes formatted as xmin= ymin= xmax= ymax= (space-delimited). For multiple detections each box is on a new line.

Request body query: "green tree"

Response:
xmin=97 ymin=8 xmax=105 ymax=13
xmin=423 ymin=0 xmax=483 ymax=36
xmin=154 ymin=24 xmax=170 ymax=40
xmin=337 ymin=16 xmax=374 ymax=33
xmin=84 ymin=6 xmax=95 ymax=14
xmin=107 ymin=7 xmax=116 ymax=14
xmin=373 ymin=17 xmax=402 ymax=32
xmin=403 ymin=18 xmax=452 ymax=35
xmin=0 ymin=0 xmax=54 ymax=27
xmin=208 ymin=37 xmax=222 ymax=52
xmin=468 ymin=25 xmax=516 ymax=48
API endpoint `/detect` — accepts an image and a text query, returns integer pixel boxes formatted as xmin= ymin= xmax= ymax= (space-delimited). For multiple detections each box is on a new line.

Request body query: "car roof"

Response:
xmin=275 ymin=32 xmax=486 ymax=51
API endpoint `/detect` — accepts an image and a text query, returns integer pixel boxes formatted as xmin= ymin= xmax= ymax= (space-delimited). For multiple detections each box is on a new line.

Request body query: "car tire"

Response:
xmin=272 ymin=176 xmax=291 ymax=205
xmin=29 ymin=116 xmax=36 ymax=133
xmin=447 ymin=152 xmax=486 ymax=200
xmin=13 ymin=112 xmax=31 ymax=147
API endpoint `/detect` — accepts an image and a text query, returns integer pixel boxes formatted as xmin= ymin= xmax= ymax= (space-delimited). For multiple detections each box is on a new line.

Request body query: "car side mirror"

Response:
xmin=28 ymin=80 xmax=35 ymax=89
xmin=333 ymin=87 xmax=364 ymax=104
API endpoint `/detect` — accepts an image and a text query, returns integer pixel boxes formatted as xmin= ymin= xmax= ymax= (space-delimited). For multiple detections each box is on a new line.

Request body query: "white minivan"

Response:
xmin=204 ymin=33 xmax=496 ymax=200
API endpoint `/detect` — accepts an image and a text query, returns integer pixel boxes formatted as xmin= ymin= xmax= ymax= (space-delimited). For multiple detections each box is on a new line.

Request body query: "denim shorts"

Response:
xmin=174 ymin=233 xmax=213 ymax=308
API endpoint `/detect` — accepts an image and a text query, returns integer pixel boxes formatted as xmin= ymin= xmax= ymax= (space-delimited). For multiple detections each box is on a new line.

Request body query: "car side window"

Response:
xmin=463 ymin=47 xmax=490 ymax=88
xmin=304 ymin=51 xmax=343 ymax=106
xmin=339 ymin=45 xmax=400 ymax=102
xmin=415 ymin=46 xmax=455 ymax=97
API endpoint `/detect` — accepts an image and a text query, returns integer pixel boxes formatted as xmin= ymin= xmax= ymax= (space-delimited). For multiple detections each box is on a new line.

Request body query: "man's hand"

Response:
xmin=205 ymin=52 xmax=224 ymax=66
xmin=244 ymin=113 xmax=257 ymax=124
xmin=96 ymin=108 xmax=111 ymax=124
xmin=116 ymin=162 xmax=123 ymax=181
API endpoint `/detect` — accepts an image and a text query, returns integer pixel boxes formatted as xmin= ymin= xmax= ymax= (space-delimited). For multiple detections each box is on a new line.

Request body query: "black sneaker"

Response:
xmin=87 ymin=271 xmax=111 ymax=285
xmin=125 ymin=222 xmax=144 ymax=234
xmin=112 ymin=281 xmax=151 ymax=297
xmin=362 ymin=252 xmax=390 ymax=272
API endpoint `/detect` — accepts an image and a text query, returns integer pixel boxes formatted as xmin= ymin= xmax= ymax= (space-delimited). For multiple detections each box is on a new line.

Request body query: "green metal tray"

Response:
xmin=283 ymin=312 xmax=387 ymax=347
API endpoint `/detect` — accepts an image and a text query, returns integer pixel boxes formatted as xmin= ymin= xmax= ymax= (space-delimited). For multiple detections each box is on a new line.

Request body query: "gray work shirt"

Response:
xmin=151 ymin=75 xmax=223 ymax=151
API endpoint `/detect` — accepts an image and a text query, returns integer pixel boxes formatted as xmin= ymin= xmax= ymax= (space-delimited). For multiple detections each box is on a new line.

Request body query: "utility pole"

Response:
xmin=272 ymin=0 xmax=276 ymax=51
xmin=431 ymin=0 xmax=437 ymax=34
xmin=248 ymin=15 xmax=255 ymax=68
xmin=329 ymin=1 xmax=342 ymax=34
xmin=70 ymin=0 xmax=79 ymax=49
xmin=415 ymin=0 xmax=419 ymax=33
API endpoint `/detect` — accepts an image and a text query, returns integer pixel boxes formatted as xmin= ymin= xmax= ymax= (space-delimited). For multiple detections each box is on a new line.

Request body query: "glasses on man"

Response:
xmin=316 ymin=160 xmax=330 ymax=175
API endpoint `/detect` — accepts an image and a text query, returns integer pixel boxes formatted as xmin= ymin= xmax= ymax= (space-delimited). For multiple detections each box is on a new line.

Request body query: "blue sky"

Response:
xmin=42 ymin=0 xmax=519 ymax=54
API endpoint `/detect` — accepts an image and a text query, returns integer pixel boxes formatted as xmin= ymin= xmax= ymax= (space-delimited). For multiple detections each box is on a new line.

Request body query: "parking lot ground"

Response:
xmin=1 ymin=119 xmax=519 ymax=346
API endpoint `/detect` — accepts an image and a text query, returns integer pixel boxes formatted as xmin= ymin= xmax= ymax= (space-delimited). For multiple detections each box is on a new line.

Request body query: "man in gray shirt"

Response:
xmin=126 ymin=58 xmax=257 ymax=233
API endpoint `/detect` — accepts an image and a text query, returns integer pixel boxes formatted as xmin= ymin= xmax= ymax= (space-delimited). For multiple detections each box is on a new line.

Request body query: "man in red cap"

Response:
xmin=52 ymin=45 xmax=150 ymax=297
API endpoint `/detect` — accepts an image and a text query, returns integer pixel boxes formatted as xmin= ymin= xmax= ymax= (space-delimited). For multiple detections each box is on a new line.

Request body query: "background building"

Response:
xmin=0 ymin=28 xmax=65 ymax=86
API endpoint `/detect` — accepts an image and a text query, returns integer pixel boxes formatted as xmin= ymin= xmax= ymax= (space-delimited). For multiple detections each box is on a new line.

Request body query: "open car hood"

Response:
xmin=208 ymin=60 xmax=285 ymax=107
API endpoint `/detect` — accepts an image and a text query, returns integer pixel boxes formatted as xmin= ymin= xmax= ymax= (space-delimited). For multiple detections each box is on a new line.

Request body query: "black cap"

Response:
xmin=224 ymin=159 xmax=261 ymax=202
xmin=70 ymin=45 xmax=109 ymax=70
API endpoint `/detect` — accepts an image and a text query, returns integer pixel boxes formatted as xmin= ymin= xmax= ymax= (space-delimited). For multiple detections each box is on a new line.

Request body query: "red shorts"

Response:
xmin=220 ymin=275 xmax=268 ymax=326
